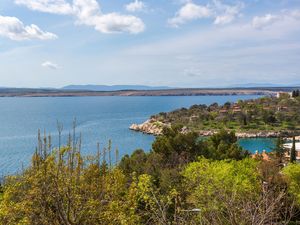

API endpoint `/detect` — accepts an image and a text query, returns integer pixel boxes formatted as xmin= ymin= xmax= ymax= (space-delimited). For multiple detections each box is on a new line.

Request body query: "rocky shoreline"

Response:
xmin=130 ymin=119 xmax=299 ymax=138
xmin=129 ymin=119 xmax=169 ymax=135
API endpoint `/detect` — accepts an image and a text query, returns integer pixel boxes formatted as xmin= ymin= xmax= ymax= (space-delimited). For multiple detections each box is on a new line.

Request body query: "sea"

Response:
xmin=0 ymin=95 xmax=275 ymax=175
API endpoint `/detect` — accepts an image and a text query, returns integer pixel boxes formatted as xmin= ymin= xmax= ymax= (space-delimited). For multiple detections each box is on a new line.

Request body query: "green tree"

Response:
xmin=273 ymin=137 xmax=285 ymax=164
xmin=0 ymin=142 xmax=141 ymax=225
xmin=292 ymin=90 xmax=300 ymax=98
xmin=283 ymin=163 xmax=300 ymax=204
xmin=152 ymin=126 xmax=206 ymax=164
xmin=183 ymin=158 xmax=295 ymax=225
xmin=290 ymin=136 xmax=297 ymax=163
xmin=119 ymin=149 xmax=148 ymax=176
xmin=182 ymin=157 xmax=260 ymax=224
xmin=207 ymin=129 xmax=250 ymax=160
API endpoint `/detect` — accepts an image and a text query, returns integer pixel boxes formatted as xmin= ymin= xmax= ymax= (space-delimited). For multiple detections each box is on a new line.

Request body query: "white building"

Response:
xmin=284 ymin=142 xmax=300 ymax=161
xmin=276 ymin=92 xmax=292 ymax=98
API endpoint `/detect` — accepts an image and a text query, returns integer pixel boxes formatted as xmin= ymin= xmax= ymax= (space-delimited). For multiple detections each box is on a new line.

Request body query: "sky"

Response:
xmin=0 ymin=0 xmax=299 ymax=88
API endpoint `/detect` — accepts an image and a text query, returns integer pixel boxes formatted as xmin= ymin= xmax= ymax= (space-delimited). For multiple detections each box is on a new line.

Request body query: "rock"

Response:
xmin=129 ymin=119 xmax=168 ymax=135
xmin=198 ymin=130 xmax=217 ymax=136
xmin=181 ymin=126 xmax=190 ymax=134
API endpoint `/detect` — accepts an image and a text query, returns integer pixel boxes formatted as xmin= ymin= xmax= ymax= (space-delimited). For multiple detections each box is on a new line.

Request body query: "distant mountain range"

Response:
xmin=1 ymin=85 xmax=300 ymax=97
xmin=0 ymin=84 xmax=299 ymax=92
xmin=62 ymin=85 xmax=173 ymax=91
xmin=229 ymin=83 xmax=300 ymax=88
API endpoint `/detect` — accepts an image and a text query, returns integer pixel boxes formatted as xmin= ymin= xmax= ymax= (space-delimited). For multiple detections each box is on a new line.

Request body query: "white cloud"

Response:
xmin=125 ymin=14 xmax=300 ymax=57
xmin=252 ymin=14 xmax=280 ymax=29
xmin=252 ymin=10 xmax=300 ymax=29
xmin=0 ymin=15 xmax=57 ymax=41
xmin=168 ymin=2 xmax=212 ymax=27
xmin=290 ymin=9 xmax=300 ymax=19
xmin=115 ymin=16 xmax=300 ymax=86
xmin=42 ymin=61 xmax=59 ymax=69
xmin=72 ymin=0 xmax=100 ymax=24
xmin=168 ymin=0 xmax=244 ymax=27
xmin=73 ymin=0 xmax=145 ymax=34
xmin=213 ymin=0 xmax=244 ymax=25
xmin=125 ymin=0 xmax=146 ymax=12
xmin=15 ymin=0 xmax=145 ymax=34
xmin=15 ymin=0 xmax=73 ymax=15
xmin=90 ymin=13 xmax=145 ymax=34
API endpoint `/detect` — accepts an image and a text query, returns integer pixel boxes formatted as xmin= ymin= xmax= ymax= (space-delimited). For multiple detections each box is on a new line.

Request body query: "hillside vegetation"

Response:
xmin=1 ymin=127 xmax=300 ymax=224
xmin=151 ymin=94 xmax=300 ymax=135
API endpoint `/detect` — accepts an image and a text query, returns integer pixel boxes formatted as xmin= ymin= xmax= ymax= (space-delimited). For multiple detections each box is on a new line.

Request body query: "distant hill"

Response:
xmin=62 ymin=85 xmax=173 ymax=91
xmin=236 ymin=83 xmax=280 ymax=88
xmin=230 ymin=83 xmax=300 ymax=88
xmin=0 ymin=87 xmax=297 ymax=97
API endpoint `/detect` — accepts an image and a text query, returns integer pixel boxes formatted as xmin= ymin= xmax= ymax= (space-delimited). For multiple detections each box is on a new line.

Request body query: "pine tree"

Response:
xmin=292 ymin=90 xmax=300 ymax=98
xmin=290 ymin=136 xmax=296 ymax=163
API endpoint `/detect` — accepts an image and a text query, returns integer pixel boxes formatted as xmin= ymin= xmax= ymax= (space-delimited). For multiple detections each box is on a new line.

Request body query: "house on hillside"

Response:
xmin=219 ymin=109 xmax=228 ymax=114
xmin=277 ymin=106 xmax=289 ymax=112
xmin=252 ymin=150 xmax=270 ymax=161
xmin=284 ymin=142 xmax=300 ymax=161
xmin=277 ymin=92 xmax=292 ymax=99
xmin=232 ymin=107 xmax=242 ymax=113
xmin=189 ymin=115 xmax=199 ymax=121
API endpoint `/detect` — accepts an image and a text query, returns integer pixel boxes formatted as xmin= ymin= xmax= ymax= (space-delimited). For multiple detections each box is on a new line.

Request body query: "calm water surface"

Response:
xmin=0 ymin=95 xmax=273 ymax=174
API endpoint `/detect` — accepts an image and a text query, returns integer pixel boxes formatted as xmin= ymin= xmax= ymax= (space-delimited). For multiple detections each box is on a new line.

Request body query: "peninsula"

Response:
xmin=130 ymin=91 xmax=300 ymax=138
xmin=0 ymin=86 xmax=298 ymax=97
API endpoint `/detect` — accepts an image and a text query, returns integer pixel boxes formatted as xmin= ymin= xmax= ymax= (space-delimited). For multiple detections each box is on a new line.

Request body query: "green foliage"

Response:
xmin=152 ymin=127 xmax=248 ymax=162
xmin=152 ymin=96 xmax=300 ymax=134
xmin=291 ymin=136 xmax=297 ymax=163
xmin=0 ymin=143 xmax=141 ymax=225
xmin=272 ymin=137 xmax=285 ymax=164
xmin=1 ymin=127 xmax=299 ymax=224
xmin=183 ymin=158 xmax=294 ymax=224
xmin=292 ymin=90 xmax=300 ymax=98
xmin=119 ymin=149 xmax=148 ymax=176
xmin=183 ymin=158 xmax=260 ymax=213
xmin=206 ymin=129 xmax=250 ymax=160
xmin=283 ymin=163 xmax=300 ymax=205
xmin=121 ymin=128 xmax=249 ymax=195
xmin=152 ymin=126 xmax=205 ymax=163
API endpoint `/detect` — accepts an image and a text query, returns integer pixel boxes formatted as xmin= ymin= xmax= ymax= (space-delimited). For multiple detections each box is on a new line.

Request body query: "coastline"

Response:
xmin=0 ymin=88 xmax=284 ymax=97
xmin=129 ymin=119 xmax=299 ymax=138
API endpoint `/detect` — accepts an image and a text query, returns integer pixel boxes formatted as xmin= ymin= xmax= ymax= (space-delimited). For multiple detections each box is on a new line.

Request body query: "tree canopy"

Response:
xmin=0 ymin=128 xmax=300 ymax=224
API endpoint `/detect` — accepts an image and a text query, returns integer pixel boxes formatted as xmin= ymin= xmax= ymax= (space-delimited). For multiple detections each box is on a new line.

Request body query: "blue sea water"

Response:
xmin=0 ymin=95 xmax=274 ymax=174
xmin=238 ymin=138 xmax=275 ymax=153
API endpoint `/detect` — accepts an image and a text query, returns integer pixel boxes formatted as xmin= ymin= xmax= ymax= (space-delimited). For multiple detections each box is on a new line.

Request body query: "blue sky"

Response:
xmin=0 ymin=0 xmax=299 ymax=88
